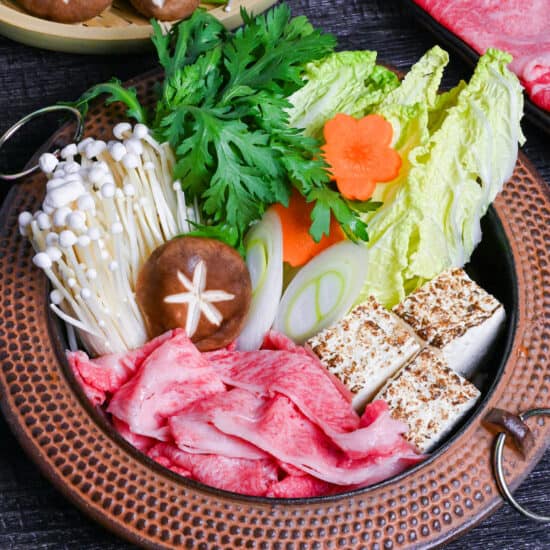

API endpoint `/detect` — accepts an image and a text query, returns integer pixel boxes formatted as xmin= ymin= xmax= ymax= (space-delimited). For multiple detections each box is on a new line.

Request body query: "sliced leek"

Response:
xmin=236 ymin=210 xmax=284 ymax=350
xmin=274 ymin=241 xmax=368 ymax=343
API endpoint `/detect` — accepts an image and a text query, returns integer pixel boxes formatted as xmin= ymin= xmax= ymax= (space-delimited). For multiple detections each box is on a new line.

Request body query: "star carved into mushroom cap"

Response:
xmin=163 ymin=260 xmax=235 ymax=338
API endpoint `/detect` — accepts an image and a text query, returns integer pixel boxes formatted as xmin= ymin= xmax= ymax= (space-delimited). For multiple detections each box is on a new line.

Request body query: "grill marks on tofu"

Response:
xmin=297 ymin=270 xmax=501 ymax=454
xmin=307 ymin=297 xmax=421 ymax=410
xmin=393 ymin=268 xmax=505 ymax=378
xmin=393 ymin=268 xmax=502 ymax=348
xmin=375 ymin=348 xmax=480 ymax=453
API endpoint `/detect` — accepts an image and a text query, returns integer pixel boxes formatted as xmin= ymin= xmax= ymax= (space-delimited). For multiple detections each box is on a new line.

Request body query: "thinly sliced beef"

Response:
xmin=278 ymin=461 xmax=308 ymax=477
xmin=169 ymin=392 xmax=268 ymax=459
xmin=148 ymin=443 xmax=279 ymax=496
xmin=108 ymin=329 xmax=225 ymax=440
xmin=170 ymin=388 xmax=341 ymax=481
xmin=211 ymin=391 xmax=343 ymax=482
xmin=69 ymin=356 xmax=105 ymax=406
xmin=111 ymin=417 xmax=156 ymax=453
xmin=149 ymin=447 xmax=192 ymax=478
xmin=529 ymin=72 xmax=550 ymax=112
xmin=261 ymin=330 xmax=312 ymax=356
xmin=267 ymin=474 xmax=332 ymax=498
xmin=209 ymin=346 xmax=403 ymax=457
xmin=209 ymin=349 xmax=360 ymax=433
xmin=414 ymin=0 xmax=550 ymax=110
xmin=200 ymin=389 xmax=421 ymax=486
xmin=331 ymin=400 xmax=411 ymax=459
xmin=67 ymin=330 xmax=175 ymax=406
xmin=89 ymin=329 xmax=422 ymax=497
xmin=262 ymin=330 xmax=354 ymax=400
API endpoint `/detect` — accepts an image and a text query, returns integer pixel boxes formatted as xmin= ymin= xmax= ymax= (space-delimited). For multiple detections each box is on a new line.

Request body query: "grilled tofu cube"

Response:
xmin=393 ymin=268 xmax=505 ymax=378
xmin=307 ymin=296 xmax=421 ymax=411
xmin=375 ymin=347 xmax=480 ymax=453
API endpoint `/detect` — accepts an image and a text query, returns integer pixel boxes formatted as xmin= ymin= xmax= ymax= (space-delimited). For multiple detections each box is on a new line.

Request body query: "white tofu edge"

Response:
xmin=351 ymin=317 xmax=422 ymax=412
xmin=441 ymin=306 xmax=506 ymax=380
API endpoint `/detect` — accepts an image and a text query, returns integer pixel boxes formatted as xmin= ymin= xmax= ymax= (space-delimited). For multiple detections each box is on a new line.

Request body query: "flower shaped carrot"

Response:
xmin=321 ymin=113 xmax=402 ymax=201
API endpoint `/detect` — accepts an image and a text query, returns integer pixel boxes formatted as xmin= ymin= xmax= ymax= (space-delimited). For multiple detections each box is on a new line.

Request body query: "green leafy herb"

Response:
xmin=151 ymin=12 xmax=225 ymax=82
xmin=346 ymin=199 xmax=383 ymax=213
xmin=184 ymin=221 xmax=242 ymax=252
xmin=308 ymin=187 xmax=370 ymax=242
xmin=68 ymin=4 xmax=371 ymax=248
xmin=67 ymin=78 xmax=148 ymax=124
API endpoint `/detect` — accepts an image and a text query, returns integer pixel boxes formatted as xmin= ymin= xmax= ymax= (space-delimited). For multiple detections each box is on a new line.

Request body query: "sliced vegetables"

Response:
xmin=274 ymin=241 xmax=368 ymax=343
xmin=28 ymin=6 xmax=524 ymax=356
xmin=236 ymin=211 xmax=284 ymax=351
xmin=272 ymin=190 xmax=344 ymax=267
xmin=322 ymin=113 xmax=402 ymax=201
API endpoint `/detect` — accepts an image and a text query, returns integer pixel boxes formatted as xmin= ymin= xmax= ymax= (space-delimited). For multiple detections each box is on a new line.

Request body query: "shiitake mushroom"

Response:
xmin=136 ymin=237 xmax=252 ymax=351
xmin=129 ymin=0 xmax=200 ymax=21
xmin=17 ymin=0 xmax=113 ymax=23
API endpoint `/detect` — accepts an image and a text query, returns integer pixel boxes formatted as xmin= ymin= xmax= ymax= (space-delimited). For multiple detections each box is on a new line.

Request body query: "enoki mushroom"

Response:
xmin=19 ymin=123 xmax=198 ymax=356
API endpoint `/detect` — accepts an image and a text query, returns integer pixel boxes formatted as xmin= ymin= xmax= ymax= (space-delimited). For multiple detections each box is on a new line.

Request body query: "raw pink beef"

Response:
xmin=69 ymin=358 xmax=105 ymax=406
xmin=206 ymin=390 xmax=420 ymax=486
xmin=208 ymin=347 xmax=407 ymax=457
xmin=267 ymin=474 xmax=332 ymax=498
xmin=261 ymin=330 xmax=313 ymax=356
xmin=169 ymin=387 xmax=341 ymax=478
xmin=147 ymin=445 xmax=192 ymax=478
xmin=111 ymin=417 xmax=156 ymax=453
xmin=67 ymin=330 xmax=175 ymax=406
xmin=207 ymin=330 xmax=354 ymax=403
xmin=168 ymin=392 xmax=269 ymax=459
xmin=262 ymin=330 xmax=354 ymax=400
xmin=107 ymin=329 xmax=225 ymax=440
xmin=414 ymin=0 xmax=550 ymax=110
xmin=148 ymin=443 xmax=279 ymax=496
xmin=331 ymin=400 xmax=411 ymax=459
xmin=209 ymin=349 xmax=360 ymax=433
xmin=74 ymin=329 xmax=423 ymax=497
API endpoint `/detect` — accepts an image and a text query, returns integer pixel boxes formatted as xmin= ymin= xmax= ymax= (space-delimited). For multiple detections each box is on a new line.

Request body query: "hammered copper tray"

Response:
xmin=0 ymin=72 xmax=549 ymax=549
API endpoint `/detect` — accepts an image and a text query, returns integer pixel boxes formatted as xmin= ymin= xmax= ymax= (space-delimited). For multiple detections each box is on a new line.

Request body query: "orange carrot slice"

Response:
xmin=321 ymin=113 xmax=401 ymax=201
xmin=272 ymin=190 xmax=344 ymax=267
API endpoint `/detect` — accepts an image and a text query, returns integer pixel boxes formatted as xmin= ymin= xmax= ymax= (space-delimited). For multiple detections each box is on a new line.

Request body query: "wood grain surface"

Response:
xmin=0 ymin=0 xmax=549 ymax=548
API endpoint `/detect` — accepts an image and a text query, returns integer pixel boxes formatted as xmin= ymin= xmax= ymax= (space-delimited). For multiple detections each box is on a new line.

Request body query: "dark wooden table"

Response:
xmin=0 ymin=1 xmax=549 ymax=548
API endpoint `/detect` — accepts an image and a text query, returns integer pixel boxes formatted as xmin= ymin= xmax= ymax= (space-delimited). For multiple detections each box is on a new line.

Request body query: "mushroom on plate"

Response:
xmin=17 ymin=0 xmax=113 ymax=23
xmin=136 ymin=236 xmax=252 ymax=351
xmin=129 ymin=0 xmax=200 ymax=21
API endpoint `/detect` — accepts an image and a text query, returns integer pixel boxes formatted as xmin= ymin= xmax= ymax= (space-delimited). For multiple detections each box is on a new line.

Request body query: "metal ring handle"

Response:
xmin=0 ymin=105 xmax=84 ymax=181
xmin=493 ymin=407 xmax=550 ymax=522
